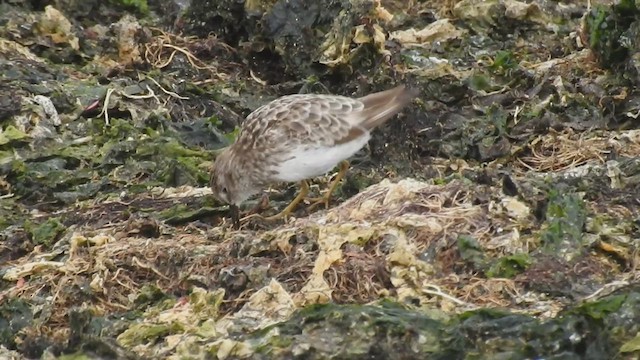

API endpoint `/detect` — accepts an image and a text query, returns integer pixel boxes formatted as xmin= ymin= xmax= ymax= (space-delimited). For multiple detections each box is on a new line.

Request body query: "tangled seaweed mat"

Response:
xmin=2 ymin=177 xmax=639 ymax=358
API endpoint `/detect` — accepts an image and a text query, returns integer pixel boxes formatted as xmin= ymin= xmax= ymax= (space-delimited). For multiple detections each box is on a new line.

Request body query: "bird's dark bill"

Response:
xmin=230 ymin=204 xmax=240 ymax=229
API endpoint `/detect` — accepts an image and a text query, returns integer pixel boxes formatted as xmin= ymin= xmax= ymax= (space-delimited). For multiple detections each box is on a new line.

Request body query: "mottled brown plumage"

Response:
xmin=210 ymin=85 xmax=418 ymax=227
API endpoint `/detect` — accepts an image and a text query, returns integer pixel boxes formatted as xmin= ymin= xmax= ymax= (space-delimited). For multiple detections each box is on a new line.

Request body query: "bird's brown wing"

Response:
xmin=235 ymin=94 xmax=365 ymax=152
xmin=234 ymin=85 xmax=417 ymax=152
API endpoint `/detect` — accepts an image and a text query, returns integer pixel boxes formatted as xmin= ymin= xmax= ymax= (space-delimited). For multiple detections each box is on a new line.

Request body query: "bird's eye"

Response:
xmin=221 ymin=187 xmax=228 ymax=194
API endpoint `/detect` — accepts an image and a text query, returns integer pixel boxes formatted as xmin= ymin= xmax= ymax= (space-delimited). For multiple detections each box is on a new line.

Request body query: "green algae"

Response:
xmin=585 ymin=0 xmax=638 ymax=69
xmin=0 ymin=126 xmax=28 ymax=146
xmin=25 ymin=218 xmax=64 ymax=247
xmin=0 ymin=299 xmax=32 ymax=350
xmin=540 ymin=188 xmax=587 ymax=259
xmin=486 ymin=253 xmax=532 ymax=278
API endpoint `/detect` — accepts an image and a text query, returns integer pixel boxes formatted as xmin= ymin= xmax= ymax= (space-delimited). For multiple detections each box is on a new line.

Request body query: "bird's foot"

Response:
xmin=306 ymin=193 xmax=332 ymax=212
xmin=307 ymin=160 xmax=349 ymax=212
xmin=263 ymin=180 xmax=310 ymax=222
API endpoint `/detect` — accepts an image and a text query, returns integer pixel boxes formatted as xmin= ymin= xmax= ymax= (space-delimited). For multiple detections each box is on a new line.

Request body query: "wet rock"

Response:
xmin=582 ymin=0 xmax=640 ymax=71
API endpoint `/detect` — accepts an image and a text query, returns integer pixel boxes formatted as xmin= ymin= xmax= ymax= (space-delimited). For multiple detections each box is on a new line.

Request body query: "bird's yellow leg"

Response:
xmin=265 ymin=180 xmax=310 ymax=220
xmin=308 ymin=160 xmax=349 ymax=211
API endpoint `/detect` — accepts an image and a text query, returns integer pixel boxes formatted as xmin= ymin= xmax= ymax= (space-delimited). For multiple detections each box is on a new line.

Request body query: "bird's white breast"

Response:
xmin=272 ymin=132 xmax=371 ymax=182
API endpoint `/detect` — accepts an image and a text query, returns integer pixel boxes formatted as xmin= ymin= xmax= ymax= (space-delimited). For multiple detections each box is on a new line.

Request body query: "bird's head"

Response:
xmin=210 ymin=149 xmax=242 ymax=206
xmin=211 ymin=147 xmax=262 ymax=203
xmin=211 ymin=149 xmax=252 ymax=229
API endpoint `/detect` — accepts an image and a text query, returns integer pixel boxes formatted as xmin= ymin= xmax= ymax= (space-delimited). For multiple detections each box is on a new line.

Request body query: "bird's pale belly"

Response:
xmin=272 ymin=133 xmax=370 ymax=182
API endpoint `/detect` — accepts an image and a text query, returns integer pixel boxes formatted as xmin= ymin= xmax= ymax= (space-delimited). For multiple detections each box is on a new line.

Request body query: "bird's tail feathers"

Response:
xmin=358 ymin=85 xmax=419 ymax=129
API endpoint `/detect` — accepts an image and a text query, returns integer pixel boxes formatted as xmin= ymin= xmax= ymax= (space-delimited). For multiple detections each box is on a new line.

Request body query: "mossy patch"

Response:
xmin=24 ymin=218 xmax=64 ymax=247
